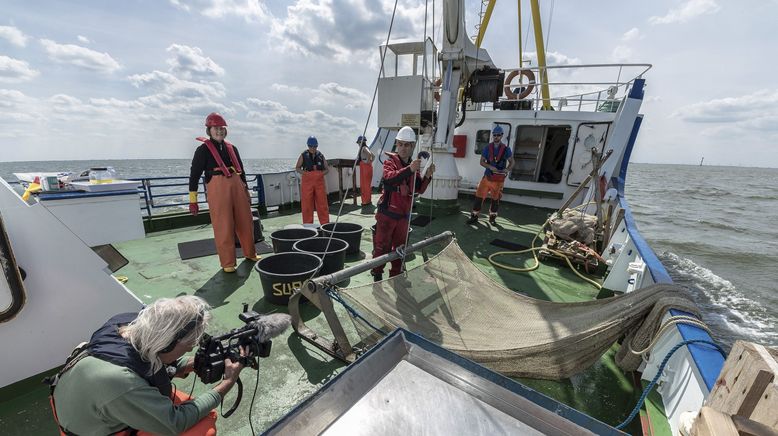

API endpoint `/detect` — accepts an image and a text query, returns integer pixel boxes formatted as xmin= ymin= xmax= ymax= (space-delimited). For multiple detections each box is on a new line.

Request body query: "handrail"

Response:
xmin=0 ymin=212 xmax=26 ymax=323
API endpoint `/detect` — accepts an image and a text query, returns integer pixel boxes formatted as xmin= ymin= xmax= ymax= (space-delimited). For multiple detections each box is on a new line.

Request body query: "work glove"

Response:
xmin=188 ymin=192 xmax=199 ymax=216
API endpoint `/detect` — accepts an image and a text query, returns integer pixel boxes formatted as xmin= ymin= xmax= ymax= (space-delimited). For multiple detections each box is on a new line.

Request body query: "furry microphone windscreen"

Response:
xmin=254 ymin=313 xmax=292 ymax=343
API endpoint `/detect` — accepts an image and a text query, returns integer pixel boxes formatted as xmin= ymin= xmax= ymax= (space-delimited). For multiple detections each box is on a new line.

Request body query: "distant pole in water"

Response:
xmin=699 ymin=157 xmax=704 ymax=166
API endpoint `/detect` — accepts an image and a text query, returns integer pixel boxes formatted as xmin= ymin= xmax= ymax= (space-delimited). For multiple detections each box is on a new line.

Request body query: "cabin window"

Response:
xmin=510 ymin=125 xmax=571 ymax=183
xmin=474 ymin=123 xmax=511 ymax=155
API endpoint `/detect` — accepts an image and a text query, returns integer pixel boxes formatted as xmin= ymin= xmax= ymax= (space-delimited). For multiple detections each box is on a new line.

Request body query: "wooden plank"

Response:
xmin=750 ymin=383 xmax=778 ymax=430
xmin=706 ymin=341 xmax=778 ymax=431
xmin=691 ymin=407 xmax=737 ymax=436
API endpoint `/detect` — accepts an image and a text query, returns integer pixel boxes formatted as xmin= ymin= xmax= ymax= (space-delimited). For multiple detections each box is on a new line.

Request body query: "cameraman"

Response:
xmin=49 ymin=296 xmax=245 ymax=436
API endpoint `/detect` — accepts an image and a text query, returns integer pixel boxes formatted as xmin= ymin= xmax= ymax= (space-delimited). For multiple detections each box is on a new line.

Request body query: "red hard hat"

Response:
xmin=205 ymin=112 xmax=227 ymax=127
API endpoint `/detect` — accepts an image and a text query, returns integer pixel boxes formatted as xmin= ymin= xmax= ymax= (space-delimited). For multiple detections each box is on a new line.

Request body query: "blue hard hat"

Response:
xmin=492 ymin=125 xmax=504 ymax=135
xmin=356 ymin=135 xmax=367 ymax=144
xmin=307 ymin=136 xmax=318 ymax=147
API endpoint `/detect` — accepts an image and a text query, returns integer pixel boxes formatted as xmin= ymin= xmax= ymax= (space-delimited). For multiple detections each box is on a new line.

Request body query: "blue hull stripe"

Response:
xmin=616 ymin=109 xmax=724 ymax=392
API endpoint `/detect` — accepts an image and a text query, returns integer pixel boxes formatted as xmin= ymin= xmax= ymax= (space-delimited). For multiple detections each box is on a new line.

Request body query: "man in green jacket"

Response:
xmin=50 ymin=296 xmax=245 ymax=436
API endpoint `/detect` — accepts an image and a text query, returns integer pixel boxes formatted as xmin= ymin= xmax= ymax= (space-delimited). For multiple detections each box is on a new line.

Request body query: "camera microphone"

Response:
xmin=252 ymin=313 xmax=292 ymax=343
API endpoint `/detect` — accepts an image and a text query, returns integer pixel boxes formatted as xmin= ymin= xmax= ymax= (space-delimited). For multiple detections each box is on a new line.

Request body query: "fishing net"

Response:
xmin=338 ymin=239 xmax=698 ymax=379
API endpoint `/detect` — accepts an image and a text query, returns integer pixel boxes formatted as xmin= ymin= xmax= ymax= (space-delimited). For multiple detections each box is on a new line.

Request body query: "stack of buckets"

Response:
xmin=255 ymin=223 xmax=364 ymax=305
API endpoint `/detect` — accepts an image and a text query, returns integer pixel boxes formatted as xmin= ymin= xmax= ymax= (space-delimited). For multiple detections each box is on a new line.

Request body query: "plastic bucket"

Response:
xmin=270 ymin=228 xmax=318 ymax=253
xmin=320 ymin=222 xmax=364 ymax=255
xmin=292 ymin=237 xmax=348 ymax=276
xmin=255 ymin=252 xmax=321 ymax=305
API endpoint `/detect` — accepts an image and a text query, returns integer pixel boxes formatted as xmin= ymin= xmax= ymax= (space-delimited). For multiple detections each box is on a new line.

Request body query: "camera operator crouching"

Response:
xmin=46 ymin=296 xmax=245 ymax=436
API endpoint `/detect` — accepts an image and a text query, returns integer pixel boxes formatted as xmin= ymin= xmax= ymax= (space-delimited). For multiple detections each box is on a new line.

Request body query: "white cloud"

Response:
xmin=610 ymin=29 xmax=642 ymax=63
xmin=272 ymin=81 xmax=370 ymax=108
xmin=270 ymin=0 xmax=422 ymax=63
xmin=622 ymin=28 xmax=641 ymax=42
xmin=0 ymin=56 xmax=40 ymax=83
xmin=0 ymin=25 xmax=28 ymax=47
xmin=39 ymin=39 xmax=121 ymax=73
xmin=649 ymin=0 xmax=721 ymax=25
xmin=672 ymin=90 xmax=778 ymax=124
xmin=168 ymin=0 xmax=191 ymax=12
xmin=201 ymin=0 xmax=272 ymax=22
xmin=77 ymin=35 xmax=91 ymax=44
xmin=166 ymin=44 xmax=225 ymax=79
xmin=128 ymin=70 xmax=228 ymax=117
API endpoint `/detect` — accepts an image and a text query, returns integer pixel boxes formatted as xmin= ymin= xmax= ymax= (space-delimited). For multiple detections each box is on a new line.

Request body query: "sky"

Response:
xmin=1 ymin=0 xmax=777 ymax=167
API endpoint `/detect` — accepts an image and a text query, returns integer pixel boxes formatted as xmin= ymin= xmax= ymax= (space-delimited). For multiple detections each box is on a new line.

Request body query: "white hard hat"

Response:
xmin=396 ymin=126 xmax=416 ymax=142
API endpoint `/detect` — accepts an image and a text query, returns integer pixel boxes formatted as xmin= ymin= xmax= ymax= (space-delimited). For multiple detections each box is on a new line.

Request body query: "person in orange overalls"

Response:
xmin=467 ymin=124 xmax=514 ymax=226
xmin=357 ymin=135 xmax=375 ymax=206
xmin=295 ymin=136 xmax=330 ymax=225
xmin=188 ymin=113 xmax=259 ymax=273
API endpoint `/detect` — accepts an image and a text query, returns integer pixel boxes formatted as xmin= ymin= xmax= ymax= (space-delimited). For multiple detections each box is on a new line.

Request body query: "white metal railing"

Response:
xmin=447 ymin=63 xmax=652 ymax=113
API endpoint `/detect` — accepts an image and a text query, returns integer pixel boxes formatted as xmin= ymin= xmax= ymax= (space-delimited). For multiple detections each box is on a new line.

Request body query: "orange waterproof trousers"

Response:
xmin=52 ymin=390 xmax=217 ymax=436
xmin=207 ymin=174 xmax=256 ymax=268
xmin=301 ymin=170 xmax=330 ymax=224
xmin=359 ymin=162 xmax=373 ymax=205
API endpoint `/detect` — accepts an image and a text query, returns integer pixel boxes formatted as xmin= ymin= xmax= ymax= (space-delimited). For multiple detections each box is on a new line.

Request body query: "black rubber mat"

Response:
xmin=91 ymin=244 xmax=129 ymax=272
xmin=489 ymin=239 xmax=529 ymax=251
xmin=178 ymin=239 xmax=273 ymax=260
xmin=410 ymin=215 xmax=434 ymax=227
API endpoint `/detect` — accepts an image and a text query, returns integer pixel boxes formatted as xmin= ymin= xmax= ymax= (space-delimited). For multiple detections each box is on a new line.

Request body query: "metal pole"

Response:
xmin=313 ymin=231 xmax=454 ymax=286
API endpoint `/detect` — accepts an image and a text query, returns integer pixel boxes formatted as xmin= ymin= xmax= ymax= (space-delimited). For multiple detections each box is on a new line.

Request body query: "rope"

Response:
xmin=326 ymin=286 xmax=387 ymax=335
xmin=629 ymin=315 xmax=713 ymax=356
xmin=487 ymin=203 xmax=604 ymax=289
xmin=306 ymin=0 xmax=401 ymax=280
xmin=615 ymin=339 xmax=726 ymax=430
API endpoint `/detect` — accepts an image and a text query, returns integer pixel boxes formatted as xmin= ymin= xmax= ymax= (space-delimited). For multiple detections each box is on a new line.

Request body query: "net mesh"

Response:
xmin=338 ymin=240 xmax=698 ymax=379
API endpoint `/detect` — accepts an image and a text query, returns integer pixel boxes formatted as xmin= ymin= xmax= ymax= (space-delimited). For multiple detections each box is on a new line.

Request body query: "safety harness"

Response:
xmin=203 ymin=139 xmax=242 ymax=177
xmin=44 ymin=313 xmax=175 ymax=436
xmin=486 ymin=142 xmax=508 ymax=182
xmin=301 ymin=150 xmax=326 ymax=171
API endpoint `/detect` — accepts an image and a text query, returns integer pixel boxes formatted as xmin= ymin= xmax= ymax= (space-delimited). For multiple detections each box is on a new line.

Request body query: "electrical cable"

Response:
xmin=247 ymin=337 xmax=261 ymax=435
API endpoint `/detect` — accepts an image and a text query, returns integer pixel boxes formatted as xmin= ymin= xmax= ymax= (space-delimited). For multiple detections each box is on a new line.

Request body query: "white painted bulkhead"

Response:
xmin=0 ymin=178 xmax=142 ymax=388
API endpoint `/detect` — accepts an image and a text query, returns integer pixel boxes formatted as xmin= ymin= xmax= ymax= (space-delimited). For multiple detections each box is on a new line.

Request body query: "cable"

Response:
xmin=247 ymin=338 xmax=261 ymax=435
xmin=615 ymin=339 xmax=726 ymax=430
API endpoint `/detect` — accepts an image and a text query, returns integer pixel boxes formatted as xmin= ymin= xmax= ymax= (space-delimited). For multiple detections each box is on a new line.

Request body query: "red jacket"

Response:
xmin=377 ymin=152 xmax=432 ymax=219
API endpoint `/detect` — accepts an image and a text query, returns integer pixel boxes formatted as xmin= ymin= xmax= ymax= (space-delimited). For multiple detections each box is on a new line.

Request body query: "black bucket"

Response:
xmin=320 ymin=222 xmax=364 ymax=255
xmin=255 ymin=252 xmax=321 ymax=305
xmin=270 ymin=228 xmax=318 ymax=253
xmin=293 ymin=237 xmax=348 ymax=276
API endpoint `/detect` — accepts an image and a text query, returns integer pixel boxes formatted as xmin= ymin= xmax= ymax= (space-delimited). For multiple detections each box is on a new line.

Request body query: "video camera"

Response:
xmin=194 ymin=305 xmax=291 ymax=384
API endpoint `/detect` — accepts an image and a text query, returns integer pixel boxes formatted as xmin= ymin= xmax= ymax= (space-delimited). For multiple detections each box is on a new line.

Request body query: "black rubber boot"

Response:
xmin=466 ymin=214 xmax=478 ymax=225
xmin=489 ymin=215 xmax=497 ymax=225
xmin=372 ymin=272 xmax=383 ymax=282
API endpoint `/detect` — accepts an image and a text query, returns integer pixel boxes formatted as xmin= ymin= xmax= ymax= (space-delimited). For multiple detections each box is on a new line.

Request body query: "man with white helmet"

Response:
xmin=371 ymin=126 xmax=435 ymax=281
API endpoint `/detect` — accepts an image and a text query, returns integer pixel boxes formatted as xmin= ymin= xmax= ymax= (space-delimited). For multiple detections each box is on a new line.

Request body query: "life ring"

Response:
xmin=503 ymin=69 xmax=536 ymax=100
xmin=433 ymin=78 xmax=442 ymax=102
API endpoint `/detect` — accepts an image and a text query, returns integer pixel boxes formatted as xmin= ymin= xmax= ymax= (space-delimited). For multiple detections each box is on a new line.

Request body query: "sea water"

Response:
xmin=1 ymin=160 xmax=775 ymax=349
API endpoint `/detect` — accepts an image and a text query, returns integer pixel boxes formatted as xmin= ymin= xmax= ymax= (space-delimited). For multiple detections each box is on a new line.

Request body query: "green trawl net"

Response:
xmin=338 ymin=239 xmax=699 ymax=379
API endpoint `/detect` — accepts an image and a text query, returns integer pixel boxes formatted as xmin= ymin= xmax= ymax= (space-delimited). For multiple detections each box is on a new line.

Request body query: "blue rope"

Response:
xmin=326 ymin=287 xmax=388 ymax=336
xmin=615 ymin=339 xmax=727 ymax=430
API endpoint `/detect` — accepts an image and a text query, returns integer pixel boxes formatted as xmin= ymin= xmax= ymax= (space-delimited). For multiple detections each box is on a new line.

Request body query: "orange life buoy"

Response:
xmin=433 ymin=78 xmax=442 ymax=102
xmin=503 ymin=69 xmax=536 ymax=100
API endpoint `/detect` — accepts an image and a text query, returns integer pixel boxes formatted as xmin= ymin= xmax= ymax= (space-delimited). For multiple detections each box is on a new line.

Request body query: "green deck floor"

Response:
xmin=0 ymin=194 xmax=649 ymax=435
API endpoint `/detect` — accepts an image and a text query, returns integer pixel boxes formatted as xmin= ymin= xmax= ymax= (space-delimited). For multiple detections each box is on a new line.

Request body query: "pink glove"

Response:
xmin=189 ymin=203 xmax=199 ymax=216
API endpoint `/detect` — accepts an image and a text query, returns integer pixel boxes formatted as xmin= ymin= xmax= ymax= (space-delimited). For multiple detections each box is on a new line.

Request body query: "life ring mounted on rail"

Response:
xmin=503 ymin=69 xmax=536 ymax=100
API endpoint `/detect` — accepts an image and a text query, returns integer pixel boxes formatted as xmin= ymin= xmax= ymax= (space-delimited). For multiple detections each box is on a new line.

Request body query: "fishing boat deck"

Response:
xmin=0 ymin=195 xmax=662 ymax=435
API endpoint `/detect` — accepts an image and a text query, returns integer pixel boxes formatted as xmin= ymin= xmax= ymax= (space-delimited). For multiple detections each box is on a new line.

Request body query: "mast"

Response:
xmin=529 ymin=0 xmax=552 ymax=109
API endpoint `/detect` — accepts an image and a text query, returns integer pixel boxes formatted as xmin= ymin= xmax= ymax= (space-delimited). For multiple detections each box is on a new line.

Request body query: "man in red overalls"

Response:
xmin=371 ymin=126 xmax=435 ymax=282
xmin=295 ymin=136 xmax=330 ymax=225
xmin=357 ymin=135 xmax=375 ymax=206
xmin=188 ymin=113 xmax=259 ymax=273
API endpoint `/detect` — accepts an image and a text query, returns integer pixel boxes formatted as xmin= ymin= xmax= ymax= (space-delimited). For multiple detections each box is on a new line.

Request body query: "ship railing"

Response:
xmin=130 ymin=173 xmax=268 ymax=219
xmin=469 ymin=63 xmax=652 ymax=112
